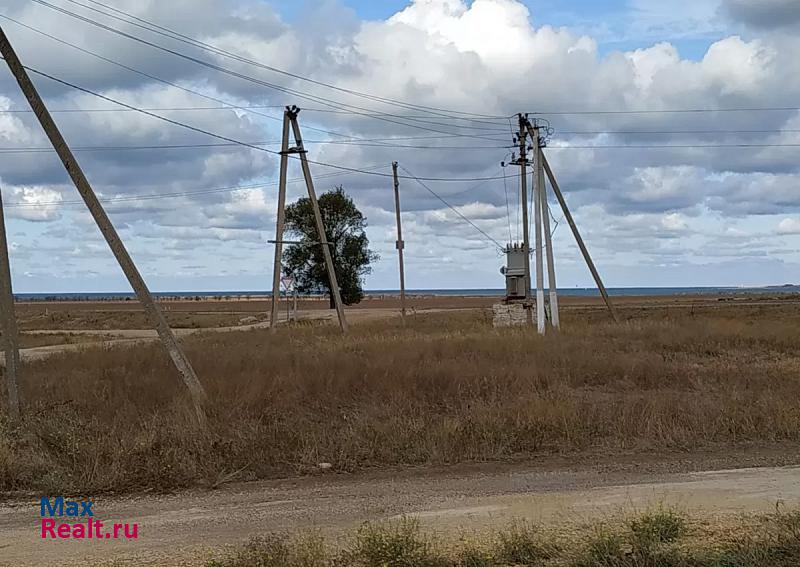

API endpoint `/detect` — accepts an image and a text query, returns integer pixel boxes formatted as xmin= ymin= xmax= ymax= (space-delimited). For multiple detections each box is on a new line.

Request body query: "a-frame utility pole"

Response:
xmin=286 ymin=106 xmax=348 ymax=333
xmin=0 ymin=188 xmax=20 ymax=420
xmin=391 ymin=162 xmax=407 ymax=323
xmin=0 ymin=26 xmax=208 ymax=423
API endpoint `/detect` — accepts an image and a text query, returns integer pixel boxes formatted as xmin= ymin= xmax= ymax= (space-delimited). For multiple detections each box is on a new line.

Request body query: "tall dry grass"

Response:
xmin=2 ymin=303 xmax=800 ymax=494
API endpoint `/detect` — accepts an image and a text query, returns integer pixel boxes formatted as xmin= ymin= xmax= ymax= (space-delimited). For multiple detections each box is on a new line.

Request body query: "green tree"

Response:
xmin=283 ymin=186 xmax=378 ymax=307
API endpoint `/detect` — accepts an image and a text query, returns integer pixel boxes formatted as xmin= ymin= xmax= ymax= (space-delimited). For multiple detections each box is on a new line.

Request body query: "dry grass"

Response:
xmin=16 ymin=332 xmax=111 ymax=349
xmin=205 ymin=509 xmax=800 ymax=566
xmin=2 ymin=303 xmax=800 ymax=494
xmin=16 ymin=308 xmax=254 ymax=331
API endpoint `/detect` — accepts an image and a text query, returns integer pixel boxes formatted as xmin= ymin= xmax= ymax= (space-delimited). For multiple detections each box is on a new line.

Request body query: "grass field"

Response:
xmin=207 ymin=508 xmax=800 ymax=567
xmin=2 ymin=298 xmax=800 ymax=494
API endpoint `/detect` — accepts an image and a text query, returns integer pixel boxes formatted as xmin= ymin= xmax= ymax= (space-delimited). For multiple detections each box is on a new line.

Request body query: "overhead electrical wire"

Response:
xmin=0 ymin=141 xmax=514 ymax=154
xmin=62 ymin=0 xmax=509 ymax=123
xmin=0 ymin=14 xmax=401 ymax=145
xmin=4 ymin=165 xmax=389 ymax=208
xmin=77 ymin=0 xmax=800 ymax=122
xmin=501 ymin=160 xmax=512 ymax=244
xmin=531 ymin=106 xmax=800 ymax=116
xmin=546 ymin=143 xmax=800 ymax=149
xmin=23 ymin=0 xmax=511 ymax=139
xmin=398 ymin=164 xmax=504 ymax=251
xmin=6 ymin=61 xmax=521 ymax=183
xmin=14 ymin=2 xmax=800 ymax=128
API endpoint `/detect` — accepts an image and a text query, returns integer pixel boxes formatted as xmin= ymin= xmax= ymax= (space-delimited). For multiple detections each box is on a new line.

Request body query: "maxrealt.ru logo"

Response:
xmin=40 ymin=497 xmax=138 ymax=540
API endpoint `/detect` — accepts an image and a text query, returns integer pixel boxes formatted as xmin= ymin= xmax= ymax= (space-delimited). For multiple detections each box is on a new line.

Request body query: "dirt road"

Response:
xmin=2 ymin=449 xmax=799 ymax=566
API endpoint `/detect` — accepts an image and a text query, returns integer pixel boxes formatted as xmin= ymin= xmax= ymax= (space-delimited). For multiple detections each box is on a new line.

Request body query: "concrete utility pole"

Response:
xmin=0 ymin=188 xmax=20 ymax=420
xmin=531 ymin=126 xmax=546 ymax=335
xmin=0 ymin=26 xmax=208 ymax=423
xmin=287 ymin=107 xmax=348 ymax=333
xmin=533 ymin=126 xmax=560 ymax=329
xmin=391 ymin=162 xmax=407 ymax=322
xmin=270 ymin=111 xmax=291 ymax=332
xmin=542 ymin=154 xmax=619 ymax=323
xmin=517 ymin=114 xmax=533 ymax=326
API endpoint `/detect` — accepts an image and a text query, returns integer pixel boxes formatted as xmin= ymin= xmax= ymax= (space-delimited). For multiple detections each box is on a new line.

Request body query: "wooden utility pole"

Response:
xmin=269 ymin=111 xmax=291 ymax=332
xmin=287 ymin=107 xmax=348 ymax=333
xmin=0 ymin=189 xmax=20 ymax=420
xmin=517 ymin=114 xmax=533 ymax=326
xmin=0 ymin=26 xmax=208 ymax=422
xmin=391 ymin=162 xmax=407 ymax=322
xmin=542 ymin=154 xmax=619 ymax=323
xmin=533 ymin=126 xmax=560 ymax=329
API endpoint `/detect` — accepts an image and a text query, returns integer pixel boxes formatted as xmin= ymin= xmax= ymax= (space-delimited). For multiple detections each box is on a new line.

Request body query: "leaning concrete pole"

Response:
xmin=0 ymin=26 xmax=208 ymax=422
xmin=287 ymin=108 xmax=348 ymax=333
xmin=269 ymin=111 xmax=291 ymax=332
xmin=0 ymin=189 xmax=20 ymax=420
xmin=541 ymin=153 xmax=619 ymax=323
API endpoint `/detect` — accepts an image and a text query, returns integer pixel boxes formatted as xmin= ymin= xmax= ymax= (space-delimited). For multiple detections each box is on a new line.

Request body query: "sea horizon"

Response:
xmin=10 ymin=284 xmax=800 ymax=301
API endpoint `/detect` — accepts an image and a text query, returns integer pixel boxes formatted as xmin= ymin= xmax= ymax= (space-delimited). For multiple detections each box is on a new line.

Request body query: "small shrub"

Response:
xmin=630 ymin=509 xmax=687 ymax=549
xmin=493 ymin=521 xmax=556 ymax=565
xmin=346 ymin=517 xmax=449 ymax=567
xmin=574 ymin=529 xmax=628 ymax=566
xmin=206 ymin=533 xmax=327 ymax=567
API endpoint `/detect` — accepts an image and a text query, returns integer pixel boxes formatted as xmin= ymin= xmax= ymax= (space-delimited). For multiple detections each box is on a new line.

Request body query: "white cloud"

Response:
xmin=777 ymin=218 xmax=800 ymax=235
xmin=6 ymin=186 xmax=63 ymax=222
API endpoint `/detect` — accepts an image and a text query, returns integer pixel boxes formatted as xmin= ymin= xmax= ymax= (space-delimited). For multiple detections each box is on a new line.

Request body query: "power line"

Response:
xmin=558 ymin=129 xmax=800 ymax=135
xmin=398 ymin=164 xmax=504 ymax=251
xmin=65 ymin=0 xmax=509 ymax=122
xmin=0 ymin=14 xmax=397 ymax=144
xmin=501 ymin=161 xmax=512 ymax=244
xmin=0 ymin=140 xmax=512 ymax=153
xmin=533 ymin=106 xmax=800 ymax=116
xmin=23 ymin=0 xmax=510 ymax=138
xmin=13 ymin=4 xmax=800 ymax=125
xmin=8 ymin=62 xmax=521 ymax=182
xmin=4 ymin=165 xmax=389 ymax=208
xmin=547 ymin=143 xmax=800 ymax=149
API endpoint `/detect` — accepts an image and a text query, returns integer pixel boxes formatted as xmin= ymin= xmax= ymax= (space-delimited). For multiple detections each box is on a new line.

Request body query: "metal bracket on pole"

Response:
xmin=287 ymin=108 xmax=349 ymax=333
xmin=0 ymin=25 xmax=208 ymax=423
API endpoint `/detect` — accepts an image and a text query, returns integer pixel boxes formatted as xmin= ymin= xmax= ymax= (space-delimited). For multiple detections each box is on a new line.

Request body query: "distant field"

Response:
xmin=11 ymin=291 xmax=800 ymax=331
xmin=2 ymin=295 xmax=799 ymax=494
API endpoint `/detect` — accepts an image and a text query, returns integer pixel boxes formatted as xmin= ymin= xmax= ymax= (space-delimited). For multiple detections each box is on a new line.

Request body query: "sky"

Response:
xmin=0 ymin=0 xmax=799 ymax=292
